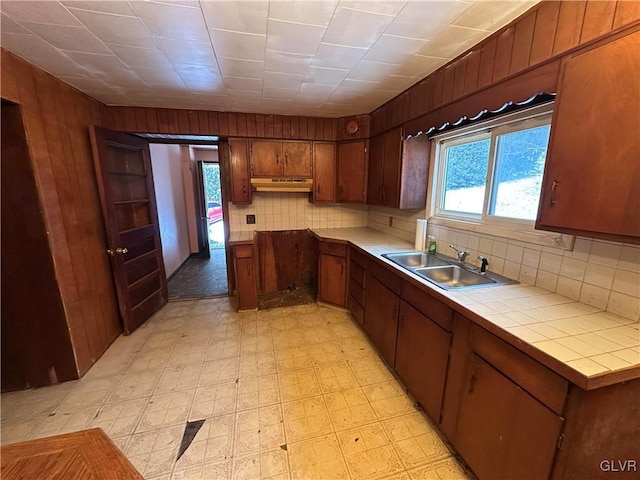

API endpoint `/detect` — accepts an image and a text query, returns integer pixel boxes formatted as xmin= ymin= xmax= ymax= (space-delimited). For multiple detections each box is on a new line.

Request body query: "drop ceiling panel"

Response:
xmin=0 ymin=0 xmax=539 ymax=117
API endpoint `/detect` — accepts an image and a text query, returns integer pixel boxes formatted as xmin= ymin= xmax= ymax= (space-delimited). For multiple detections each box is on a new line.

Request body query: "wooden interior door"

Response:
xmin=90 ymin=127 xmax=168 ymax=335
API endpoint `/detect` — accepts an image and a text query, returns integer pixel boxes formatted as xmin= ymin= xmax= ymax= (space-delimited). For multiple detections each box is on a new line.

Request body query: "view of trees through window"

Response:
xmin=441 ymin=123 xmax=551 ymax=221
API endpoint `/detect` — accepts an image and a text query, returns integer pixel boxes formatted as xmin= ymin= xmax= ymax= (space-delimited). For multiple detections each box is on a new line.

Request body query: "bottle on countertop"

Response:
xmin=428 ymin=235 xmax=437 ymax=254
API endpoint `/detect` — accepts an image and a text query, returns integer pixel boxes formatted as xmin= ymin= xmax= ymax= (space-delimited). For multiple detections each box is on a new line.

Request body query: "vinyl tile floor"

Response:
xmin=168 ymin=248 xmax=228 ymax=299
xmin=0 ymin=298 xmax=471 ymax=480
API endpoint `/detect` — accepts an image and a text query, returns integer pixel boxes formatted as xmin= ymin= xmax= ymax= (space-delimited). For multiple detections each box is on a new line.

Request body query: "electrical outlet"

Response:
xmin=246 ymin=214 xmax=256 ymax=224
xmin=388 ymin=216 xmax=394 ymax=227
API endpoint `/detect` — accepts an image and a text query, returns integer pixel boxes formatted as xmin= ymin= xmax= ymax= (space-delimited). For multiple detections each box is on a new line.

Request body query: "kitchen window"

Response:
xmin=434 ymin=103 xmax=553 ymax=228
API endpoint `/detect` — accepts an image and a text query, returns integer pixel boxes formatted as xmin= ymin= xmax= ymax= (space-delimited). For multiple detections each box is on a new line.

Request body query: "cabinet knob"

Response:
xmin=549 ymin=180 xmax=559 ymax=207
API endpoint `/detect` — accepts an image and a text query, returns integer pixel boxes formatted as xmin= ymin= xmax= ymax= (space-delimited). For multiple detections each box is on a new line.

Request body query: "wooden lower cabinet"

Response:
xmin=318 ymin=240 xmax=347 ymax=307
xmin=363 ymin=273 xmax=399 ymax=367
xmin=454 ymin=353 xmax=564 ymax=480
xmin=233 ymin=245 xmax=257 ymax=311
xmin=395 ymin=300 xmax=451 ymax=423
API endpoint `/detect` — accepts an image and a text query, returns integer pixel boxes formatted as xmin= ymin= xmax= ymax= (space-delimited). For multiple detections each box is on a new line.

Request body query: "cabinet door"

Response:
xmin=229 ymin=138 xmax=251 ymax=204
xmin=235 ymin=254 xmax=257 ymax=311
xmin=381 ymin=127 xmax=402 ymax=207
xmin=313 ymin=142 xmax=336 ymax=203
xmin=396 ymin=300 xmax=451 ymax=423
xmin=283 ymin=141 xmax=312 ymax=178
xmin=251 ymin=140 xmax=282 ymax=177
xmin=536 ymin=29 xmax=640 ymax=242
xmin=398 ymin=134 xmax=430 ymax=209
xmin=318 ymin=253 xmax=347 ymax=306
xmin=363 ymin=274 xmax=399 ymax=367
xmin=337 ymin=141 xmax=367 ymax=203
xmin=454 ymin=354 xmax=563 ymax=480
xmin=367 ymin=135 xmax=384 ymax=205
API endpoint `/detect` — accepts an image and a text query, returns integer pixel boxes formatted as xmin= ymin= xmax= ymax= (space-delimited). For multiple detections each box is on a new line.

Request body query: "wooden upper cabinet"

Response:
xmin=337 ymin=140 xmax=367 ymax=203
xmin=313 ymin=142 xmax=336 ymax=203
xmin=250 ymin=140 xmax=312 ymax=178
xmin=367 ymin=127 xmax=430 ymax=209
xmin=536 ymin=28 xmax=640 ymax=243
xmin=282 ymin=141 xmax=312 ymax=177
xmin=367 ymin=135 xmax=384 ymax=205
xmin=229 ymin=138 xmax=251 ymax=204
xmin=250 ymin=140 xmax=282 ymax=177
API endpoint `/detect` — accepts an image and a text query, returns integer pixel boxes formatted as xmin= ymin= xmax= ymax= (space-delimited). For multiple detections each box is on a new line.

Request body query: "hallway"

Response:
xmin=168 ymin=248 xmax=228 ymax=299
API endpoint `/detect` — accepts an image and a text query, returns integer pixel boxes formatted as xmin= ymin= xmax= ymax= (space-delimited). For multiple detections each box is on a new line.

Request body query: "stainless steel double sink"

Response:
xmin=382 ymin=251 xmax=518 ymax=290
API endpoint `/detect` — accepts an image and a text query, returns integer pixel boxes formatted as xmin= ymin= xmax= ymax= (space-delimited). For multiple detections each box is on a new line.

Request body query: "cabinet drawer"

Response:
xmin=347 ymin=295 xmax=364 ymax=325
xmin=368 ymin=260 xmax=402 ymax=295
xmin=350 ymin=247 xmax=366 ymax=268
xmin=319 ymin=241 xmax=347 ymax=257
xmin=471 ymin=325 xmax=568 ymax=414
xmin=234 ymin=245 xmax=254 ymax=259
xmin=349 ymin=261 xmax=364 ymax=288
xmin=349 ymin=278 xmax=364 ymax=306
xmin=401 ymin=282 xmax=453 ymax=332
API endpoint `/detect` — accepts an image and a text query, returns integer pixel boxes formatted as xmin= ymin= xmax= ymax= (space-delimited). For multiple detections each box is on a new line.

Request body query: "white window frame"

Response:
xmin=428 ymin=102 xmax=574 ymax=249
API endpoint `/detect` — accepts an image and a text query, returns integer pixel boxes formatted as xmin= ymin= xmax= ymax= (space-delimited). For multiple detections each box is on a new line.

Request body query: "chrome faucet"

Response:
xmin=449 ymin=244 xmax=469 ymax=263
xmin=478 ymin=256 xmax=489 ymax=273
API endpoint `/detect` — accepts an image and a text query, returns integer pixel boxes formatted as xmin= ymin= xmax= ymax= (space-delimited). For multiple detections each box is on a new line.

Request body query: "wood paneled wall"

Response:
xmin=1 ymin=101 xmax=77 ymax=391
xmin=1 ymin=50 xmax=121 ymax=377
xmin=371 ymin=0 xmax=640 ymax=136
xmin=105 ymin=106 xmax=339 ymax=141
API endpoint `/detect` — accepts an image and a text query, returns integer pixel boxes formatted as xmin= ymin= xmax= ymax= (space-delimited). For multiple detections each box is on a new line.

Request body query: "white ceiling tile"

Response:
xmin=129 ymin=1 xmax=209 ymax=42
xmin=418 ymin=25 xmax=490 ymax=59
xmin=106 ymin=44 xmax=172 ymax=69
xmin=63 ymin=51 xmax=131 ymax=76
xmin=217 ymin=57 xmax=264 ymax=78
xmin=154 ymin=37 xmax=217 ymax=66
xmin=224 ymin=75 xmax=263 ymax=92
xmin=263 ymin=71 xmax=304 ymax=90
xmin=268 ymin=1 xmax=338 ymax=27
xmin=348 ymin=60 xmax=398 ymax=82
xmin=385 ymin=1 xmax=470 ymax=40
xmin=265 ymin=50 xmax=313 ymax=75
xmin=201 ymin=0 xmax=268 ymax=35
xmin=209 ymin=28 xmax=266 ymax=61
xmin=298 ymin=83 xmax=336 ymax=98
xmin=304 ymin=66 xmax=349 ymax=86
xmin=21 ymin=22 xmax=110 ymax=54
xmin=392 ymin=54 xmax=448 ymax=77
xmin=453 ymin=1 xmax=537 ymax=31
xmin=68 ymin=8 xmax=156 ymax=47
xmin=323 ymin=7 xmax=394 ymax=48
xmin=266 ymin=19 xmax=326 ymax=56
xmin=377 ymin=74 xmax=417 ymax=91
xmin=0 ymin=0 xmax=540 ymax=117
xmin=363 ymin=35 xmax=426 ymax=64
xmin=130 ymin=65 xmax=184 ymax=87
xmin=1 ymin=14 xmax=30 ymax=34
xmin=312 ymin=43 xmax=366 ymax=69
xmin=1 ymin=1 xmax=82 ymax=26
xmin=339 ymin=1 xmax=406 ymax=16
xmin=61 ymin=1 xmax=136 ymax=16
xmin=263 ymin=87 xmax=298 ymax=100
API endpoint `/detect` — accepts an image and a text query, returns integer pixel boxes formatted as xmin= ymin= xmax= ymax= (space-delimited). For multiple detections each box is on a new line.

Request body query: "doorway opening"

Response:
xmin=144 ymin=143 xmax=229 ymax=300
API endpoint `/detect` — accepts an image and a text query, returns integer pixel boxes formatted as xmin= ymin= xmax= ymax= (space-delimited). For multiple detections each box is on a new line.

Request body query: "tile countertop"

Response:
xmin=311 ymin=227 xmax=640 ymax=390
xmin=228 ymin=231 xmax=255 ymax=245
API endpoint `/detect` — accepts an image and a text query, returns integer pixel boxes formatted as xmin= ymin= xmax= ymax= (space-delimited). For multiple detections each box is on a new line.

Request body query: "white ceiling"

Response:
xmin=0 ymin=0 xmax=538 ymax=117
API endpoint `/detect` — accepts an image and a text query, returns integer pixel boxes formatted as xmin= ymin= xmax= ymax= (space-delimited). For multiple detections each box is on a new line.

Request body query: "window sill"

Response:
xmin=428 ymin=216 xmax=575 ymax=250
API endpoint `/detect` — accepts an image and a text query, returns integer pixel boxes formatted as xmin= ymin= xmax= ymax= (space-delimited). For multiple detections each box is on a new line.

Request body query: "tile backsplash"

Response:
xmin=425 ymin=224 xmax=640 ymax=321
xmin=228 ymin=192 xmax=368 ymax=232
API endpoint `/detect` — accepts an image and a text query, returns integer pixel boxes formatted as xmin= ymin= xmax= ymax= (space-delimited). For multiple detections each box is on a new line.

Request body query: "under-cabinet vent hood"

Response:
xmin=250 ymin=178 xmax=313 ymax=193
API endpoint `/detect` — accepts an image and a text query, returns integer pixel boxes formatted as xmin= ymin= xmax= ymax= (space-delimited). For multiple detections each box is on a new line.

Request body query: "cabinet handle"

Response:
xmin=276 ymin=154 xmax=280 ymax=165
xmin=468 ymin=371 xmax=477 ymax=393
xmin=549 ymin=180 xmax=559 ymax=207
xmin=317 ymin=184 xmax=321 ymax=195
xmin=399 ymin=312 xmax=404 ymax=327
xmin=285 ymin=153 xmax=288 ymax=165
xmin=242 ymin=185 xmax=247 ymax=194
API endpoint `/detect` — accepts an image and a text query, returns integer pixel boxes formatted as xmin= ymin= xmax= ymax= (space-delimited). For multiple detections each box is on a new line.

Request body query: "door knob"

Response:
xmin=107 ymin=247 xmax=128 ymax=256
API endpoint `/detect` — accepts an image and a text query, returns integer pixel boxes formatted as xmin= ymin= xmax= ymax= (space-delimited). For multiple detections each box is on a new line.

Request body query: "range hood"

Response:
xmin=250 ymin=177 xmax=313 ymax=193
